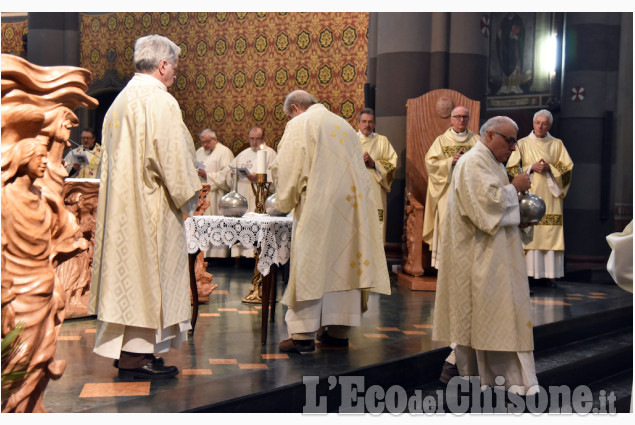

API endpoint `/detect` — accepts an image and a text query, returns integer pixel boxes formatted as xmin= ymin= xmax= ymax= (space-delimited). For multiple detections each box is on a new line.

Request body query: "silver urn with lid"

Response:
xmin=518 ymin=191 xmax=546 ymax=225
xmin=265 ymin=193 xmax=287 ymax=216
xmin=516 ymin=158 xmax=546 ymax=225
xmin=219 ymin=172 xmax=248 ymax=217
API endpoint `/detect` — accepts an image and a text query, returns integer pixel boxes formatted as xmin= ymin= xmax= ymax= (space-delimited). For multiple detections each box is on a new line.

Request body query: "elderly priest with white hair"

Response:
xmin=195 ymin=128 xmax=234 ymax=258
xmin=433 ymin=116 xmax=539 ymax=397
xmin=506 ymin=109 xmax=573 ymax=285
xmin=89 ymin=34 xmax=201 ymax=379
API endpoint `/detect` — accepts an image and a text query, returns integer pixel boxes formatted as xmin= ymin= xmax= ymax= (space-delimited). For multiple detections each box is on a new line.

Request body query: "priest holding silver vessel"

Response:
xmin=433 ymin=116 xmax=541 ymax=396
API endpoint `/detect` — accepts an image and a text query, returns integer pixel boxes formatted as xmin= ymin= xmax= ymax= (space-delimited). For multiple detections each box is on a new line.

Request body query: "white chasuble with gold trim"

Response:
xmin=271 ymin=103 xmax=390 ymax=308
xmin=422 ymin=128 xmax=479 ymax=266
xmin=89 ymin=73 xmax=202 ymax=330
xmin=356 ymin=131 xmax=397 ymax=232
xmin=506 ymin=132 xmax=573 ymax=252
xmin=433 ymin=141 xmax=534 ymax=352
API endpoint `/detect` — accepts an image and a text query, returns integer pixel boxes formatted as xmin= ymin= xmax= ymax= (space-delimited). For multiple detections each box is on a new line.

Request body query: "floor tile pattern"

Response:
xmin=40 ymin=263 xmax=631 ymax=412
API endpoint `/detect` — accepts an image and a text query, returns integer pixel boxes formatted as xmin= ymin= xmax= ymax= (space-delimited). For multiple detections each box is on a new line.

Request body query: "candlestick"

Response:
xmin=250 ymin=173 xmax=270 ymax=214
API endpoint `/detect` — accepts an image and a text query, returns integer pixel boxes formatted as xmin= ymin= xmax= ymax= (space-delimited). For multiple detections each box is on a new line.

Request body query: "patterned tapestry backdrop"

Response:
xmin=79 ymin=12 xmax=369 ymax=153
xmin=1 ymin=20 xmax=28 ymax=57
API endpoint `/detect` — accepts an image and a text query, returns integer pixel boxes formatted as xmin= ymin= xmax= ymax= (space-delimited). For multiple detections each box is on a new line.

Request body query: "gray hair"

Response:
xmin=451 ymin=105 xmax=470 ymax=116
xmin=249 ymin=126 xmax=265 ymax=139
xmin=533 ymin=109 xmax=553 ymax=125
xmin=358 ymin=108 xmax=375 ymax=122
xmin=283 ymin=90 xmax=317 ymax=115
xmin=134 ymin=34 xmax=180 ymax=73
xmin=480 ymin=116 xmax=518 ymax=138
xmin=199 ymin=128 xmax=216 ymax=139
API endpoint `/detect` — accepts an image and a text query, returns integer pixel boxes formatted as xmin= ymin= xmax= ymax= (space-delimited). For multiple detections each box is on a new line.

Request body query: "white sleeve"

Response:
xmin=497 ymin=184 xmax=521 ymax=227
xmin=180 ymin=193 xmax=199 ymax=217
xmin=606 ymin=221 xmax=633 ymax=293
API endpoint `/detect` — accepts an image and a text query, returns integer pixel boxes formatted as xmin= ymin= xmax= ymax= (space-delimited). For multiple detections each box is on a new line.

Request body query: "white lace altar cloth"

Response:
xmin=185 ymin=213 xmax=293 ymax=276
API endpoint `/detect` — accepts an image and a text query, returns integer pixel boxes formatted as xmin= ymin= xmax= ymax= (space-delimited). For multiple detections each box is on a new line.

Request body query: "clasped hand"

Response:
xmin=363 ymin=152 xmax=375 ymax=168
xmin=531 ymin=159 xmax=549 ymax=174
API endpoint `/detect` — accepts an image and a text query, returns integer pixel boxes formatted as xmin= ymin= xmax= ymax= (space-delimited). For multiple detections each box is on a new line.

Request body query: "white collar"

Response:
xmin=451 ymin=128 xmax=468 ymax=142
xmin=358 ymin=131 xmax=376 ymax=139
xmin=133 ymin=73 xmax=168 ymax=91
xmin=528 ymin=130 xmax=553 ymax=141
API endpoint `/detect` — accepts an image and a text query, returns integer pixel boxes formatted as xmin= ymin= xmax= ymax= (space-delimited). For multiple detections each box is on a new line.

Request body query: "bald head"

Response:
xmin=480 ymin=116 xmax=519 ymax=163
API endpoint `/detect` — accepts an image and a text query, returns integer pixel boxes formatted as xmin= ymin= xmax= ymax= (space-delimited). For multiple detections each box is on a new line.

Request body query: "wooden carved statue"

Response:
xmin=398 ymin=89 xmax=479 ymax=290
xmin=56 ymin=178 xmax=215 ymax=315
xmin=54 ymin=181 xmax=99 ymax=318
xmin=193 ymin=184 xmax=216 ymax=302
xmin=1 ymin=54 xmax=98 ymax=412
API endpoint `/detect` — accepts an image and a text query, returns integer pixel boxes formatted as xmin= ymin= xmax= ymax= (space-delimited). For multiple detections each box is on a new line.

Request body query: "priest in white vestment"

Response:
xmin=226 ymin=126 xmax=277 ymax=258
xmin=195 ymin=128 xmax=234 ymax=258
xmin=433 ymin=116 xmax=540 ymax=396
xmin=89 ymin=35 xmax=201 ymax=379
xmin=422 ymin=106 xmax=479 ymax=269
xmin=506 ymin=109 xmax=573 ymax=282
xmin=63 ymin=127 xmax=102 ymax=178
xmin=356 ymin=108 xmax=397 ymax=240
xmin=271 ymin=90 xmax=390 ymax=353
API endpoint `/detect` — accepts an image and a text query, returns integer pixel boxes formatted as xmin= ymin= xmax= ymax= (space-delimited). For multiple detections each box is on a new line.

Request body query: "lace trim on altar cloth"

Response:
xmin=185 ymin=215 xmax=293 ymax=276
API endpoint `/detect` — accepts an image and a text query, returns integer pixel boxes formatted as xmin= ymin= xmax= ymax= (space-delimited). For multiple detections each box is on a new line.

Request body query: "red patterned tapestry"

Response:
xmin=1 ymin=20 xmax=28 ymax=57
xmin=79 ymin=12 xmax=369 ymax=153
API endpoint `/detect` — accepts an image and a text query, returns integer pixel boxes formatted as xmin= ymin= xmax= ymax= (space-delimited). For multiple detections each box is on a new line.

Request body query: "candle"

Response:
xmin=256 ymin=149 xmax=267 ymax=174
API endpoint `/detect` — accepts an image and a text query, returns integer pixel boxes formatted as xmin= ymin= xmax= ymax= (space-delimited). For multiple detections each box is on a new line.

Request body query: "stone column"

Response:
xmin=370 ymin=12 xmax=430 ymax=246
xmin=27 ymin=12 xmax=79 ymax=67
xmin=27 ymin=12 xmax=82 ymax=143
xmin=559 ymin=12 xmax=626 ymax=258
xmin=447 ymin=13 xmax=489 ymax=105
xmin=614 ymin=12 xmax=633 ymax=231
xmin=368 ymin=12 xmax=488 ymax=247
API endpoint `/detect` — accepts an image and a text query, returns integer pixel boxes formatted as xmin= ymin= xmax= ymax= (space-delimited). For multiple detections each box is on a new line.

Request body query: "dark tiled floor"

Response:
xmin=42 ymin=261 xmax=632 ymax=413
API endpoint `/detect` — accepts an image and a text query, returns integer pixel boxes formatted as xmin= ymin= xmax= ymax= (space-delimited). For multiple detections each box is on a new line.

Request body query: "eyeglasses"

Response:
xmin=451 ymin=115 xmax=469 ymax=120
xmin=493 ymin=131 xmax=517 ymax=146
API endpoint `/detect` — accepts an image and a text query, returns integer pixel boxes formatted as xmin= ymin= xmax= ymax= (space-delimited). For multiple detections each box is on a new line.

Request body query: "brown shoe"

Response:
xmin=439 ymin=361 xmax=459 ymax=385
xmin=279 ymin=338 xmax=315 ymax=353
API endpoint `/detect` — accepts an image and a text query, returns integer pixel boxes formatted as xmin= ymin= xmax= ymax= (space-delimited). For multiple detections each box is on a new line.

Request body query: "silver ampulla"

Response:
xmin=265 ymin=193 xmax=287 ymax=216
xmin=218 ymin=171 xmax=248 ymax=217
xmin=517 ymin=152 xmax=546 ymax=225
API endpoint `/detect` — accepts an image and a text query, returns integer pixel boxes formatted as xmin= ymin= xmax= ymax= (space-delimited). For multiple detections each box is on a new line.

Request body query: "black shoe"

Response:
xmin=316 ymin=330 xmax=349 ymax=347
xmin=114 ymin=355 xmax=163 ymax=369
xmin=530 ymin=278 xmax=558 ymax=288
xmin=439 ymin=361 xmax=459 ymax=385
xmin=118 ymin=357 xmax=178 ymax=379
